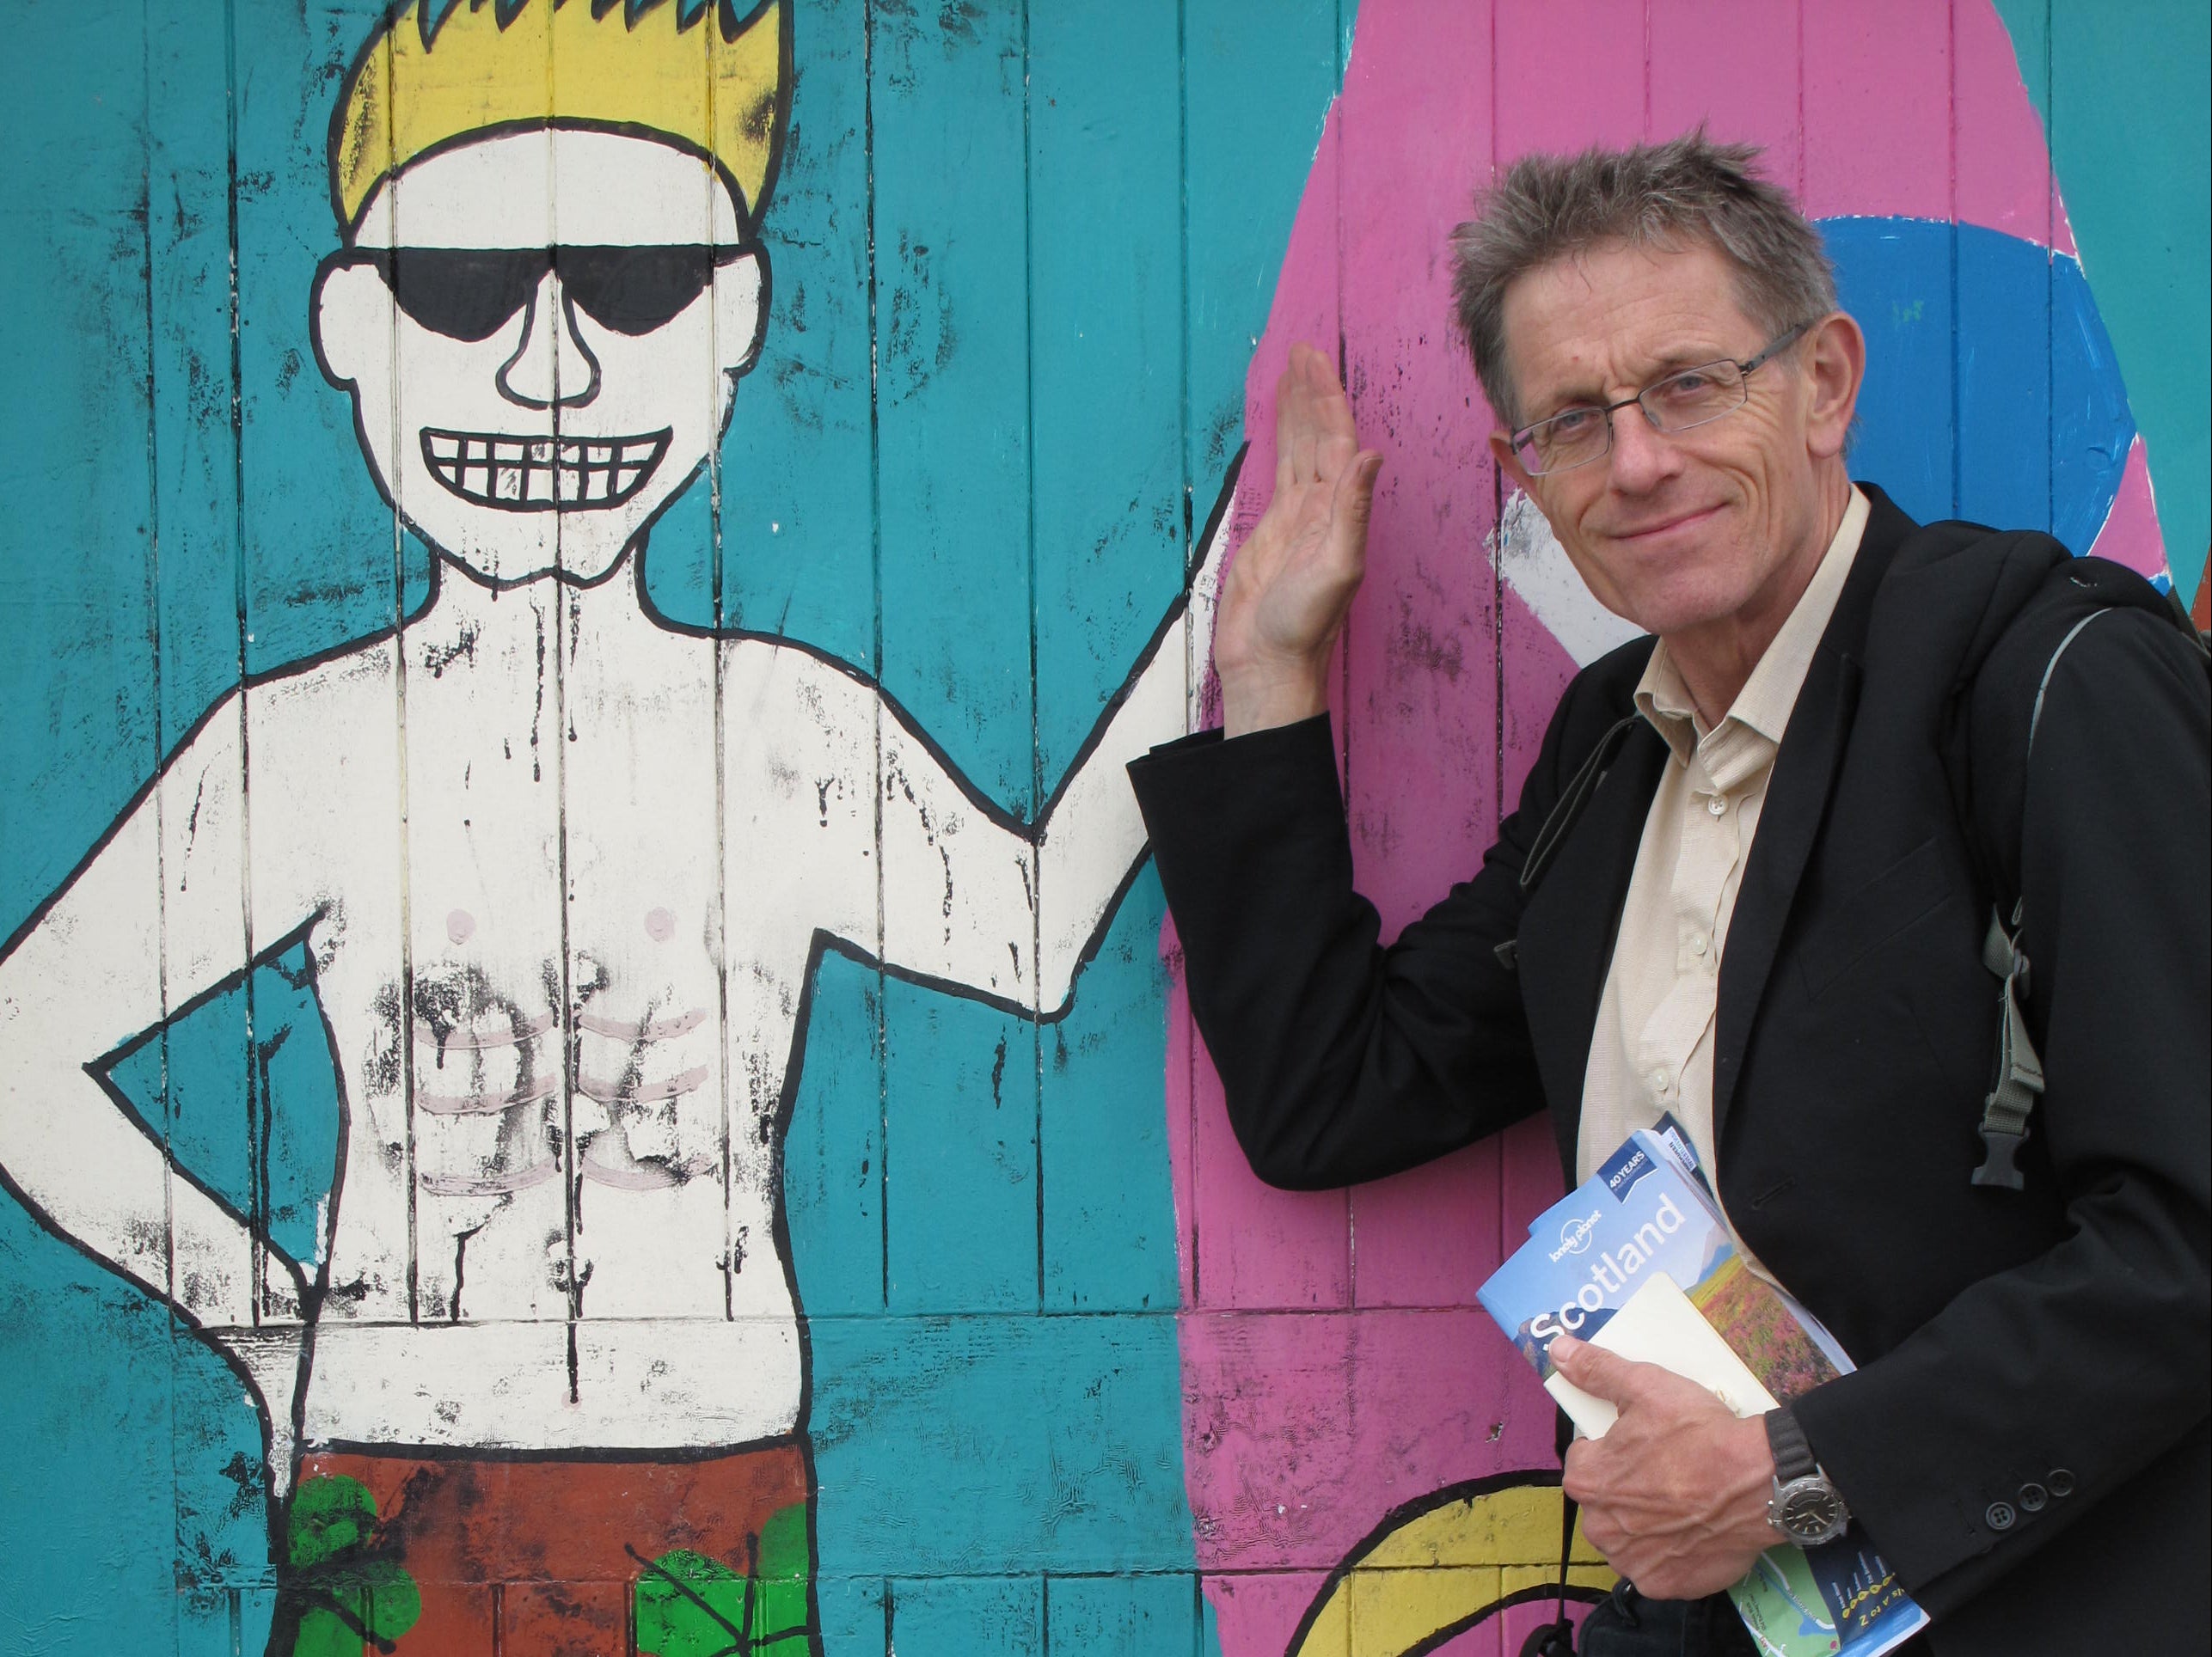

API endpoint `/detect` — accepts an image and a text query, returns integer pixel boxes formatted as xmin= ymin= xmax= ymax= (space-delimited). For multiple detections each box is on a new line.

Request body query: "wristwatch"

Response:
xmin=1765 ymin=1405 xmax=1852 ymax=1547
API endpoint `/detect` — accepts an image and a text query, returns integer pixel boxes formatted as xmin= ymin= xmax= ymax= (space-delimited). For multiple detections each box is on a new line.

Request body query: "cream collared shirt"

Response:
xmin=1575 ymin=488 xmax=1870 ymax=1254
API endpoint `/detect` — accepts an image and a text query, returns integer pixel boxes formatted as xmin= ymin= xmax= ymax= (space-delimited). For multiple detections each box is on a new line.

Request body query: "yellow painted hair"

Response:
xmin=330 ymin=0 xmax=788 ymax=235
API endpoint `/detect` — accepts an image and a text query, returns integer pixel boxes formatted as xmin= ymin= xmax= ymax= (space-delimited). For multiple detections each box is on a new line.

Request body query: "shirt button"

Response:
xmin=2048 ymin=1469 xmax=2076 ymax=1498
xmin=2017 ymin=1482 xmax=2048 ymax=1513
xmin=1985 ymin=1501 xmax=2016 ymax=1531
xmin=1648 ymin=1068 xmax=1671 ymax=1094
xmin=1688 ymin=933 xmax=1709 ymax=957
xmin=1706 ymin=796 xmax=1727 ymax=816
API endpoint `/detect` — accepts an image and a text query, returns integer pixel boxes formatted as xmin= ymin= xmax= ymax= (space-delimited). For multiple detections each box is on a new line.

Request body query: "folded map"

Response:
xmin=1478 ymin=1118 xmax=1929 ymax=1657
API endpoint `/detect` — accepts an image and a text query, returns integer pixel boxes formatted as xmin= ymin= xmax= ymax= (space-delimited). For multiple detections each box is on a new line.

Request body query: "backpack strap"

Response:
xmin=1493 ymin=712 xmax=1644 ymax=972
xmin=1969 ymin=608 xmax=2112 ymax=1189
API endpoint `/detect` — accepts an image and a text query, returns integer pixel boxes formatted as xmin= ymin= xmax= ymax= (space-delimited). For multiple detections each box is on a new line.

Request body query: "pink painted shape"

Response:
xmin=2086 ymin=435 xmax=2171 ymax=584
xmin=1351 ymin=1140 xmax=1501 ymax=1310
xmin=1802 ymin=0 xmax=1951 ymax=223
xmin=1200 ymin=1571 xmax=1338 ymax=1657
xmin=1340 ymin=1309 xmax=1556 ymax=1526
xmin=1177 ymin=1309 xmax=1557 ymax=1572
xmin=1494 ymin=0 xmax=1646 ymax=158
xmin=1335 ymin=0 xmax=1507 ymax=1318
xmin=1339 ymin=0 xmax=1498 ymax=942
xmin=1179 ymin=1311 xmax=1359 ymax=1571
xmin=1167 ymin=1 xmax=2105 ymax=1648
xmin=1646 ymin=0 xmax=1804 ymax=193
xmin=1957 ymin=0 xmax=2074 ymax=254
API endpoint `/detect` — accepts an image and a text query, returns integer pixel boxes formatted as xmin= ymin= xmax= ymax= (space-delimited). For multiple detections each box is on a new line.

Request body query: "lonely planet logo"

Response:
xmin=1549 ymin=1210 xmax=1603 ymax=1263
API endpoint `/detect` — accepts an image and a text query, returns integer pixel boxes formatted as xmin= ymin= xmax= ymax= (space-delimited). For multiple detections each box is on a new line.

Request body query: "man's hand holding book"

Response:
xmin=1551 ymin=1331 xmax=1782 ymax=1601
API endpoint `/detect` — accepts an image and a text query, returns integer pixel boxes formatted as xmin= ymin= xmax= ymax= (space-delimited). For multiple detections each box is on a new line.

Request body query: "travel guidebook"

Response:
xmin=1477 ymin=1119 xmax=1931 ymax=1657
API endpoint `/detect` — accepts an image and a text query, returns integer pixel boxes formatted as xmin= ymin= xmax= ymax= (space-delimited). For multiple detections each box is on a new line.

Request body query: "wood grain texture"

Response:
xmin=0 ymin=4 xmax=2196 ymax=1656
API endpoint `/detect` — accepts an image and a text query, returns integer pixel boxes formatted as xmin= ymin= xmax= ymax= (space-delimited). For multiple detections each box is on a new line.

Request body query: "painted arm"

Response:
xmin=874 ymin=500 xmax=1227 ymax=1015
xmin=0 ymin=696 xmax=305 ymax=1333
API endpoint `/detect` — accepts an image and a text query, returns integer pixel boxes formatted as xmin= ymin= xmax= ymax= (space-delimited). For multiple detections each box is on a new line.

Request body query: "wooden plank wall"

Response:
xmin=0 ymin=3 xmax=2199 ymax=1656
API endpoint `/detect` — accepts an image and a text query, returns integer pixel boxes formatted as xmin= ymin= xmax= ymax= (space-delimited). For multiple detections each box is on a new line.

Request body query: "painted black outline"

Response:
xmin=0 ymin=436 xmax=1241 ymax=1339
xmin=416 ymin=425 xmax=673 ymax=512
xmin=309 ymin=185 xmax=774 ymax=597
xmin=3 ymin=345 xmax=1236 ymax=1477
xmin=0 ymin=906 xmax=353 ymax=1574
xmin=330 ymin=0 xmax=794 ymax=240
xmin=1278 ymin=1467 xmax=1609 ymax=1657
xmin=0 ymin=381 xmax=1235 ymax=1501
xmin=4 ymin=0 xmax=1228 ymax=1605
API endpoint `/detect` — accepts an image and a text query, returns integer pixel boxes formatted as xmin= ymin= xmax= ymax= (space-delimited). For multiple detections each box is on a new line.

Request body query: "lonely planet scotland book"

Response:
xmin=1478 ymin=1120 xmax=1929 ymax=1657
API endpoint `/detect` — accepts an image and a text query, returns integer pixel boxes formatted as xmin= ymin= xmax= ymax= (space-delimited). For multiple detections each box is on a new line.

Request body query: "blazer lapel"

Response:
xmin=1712 ymin=488 xmax=1913 ymax=1138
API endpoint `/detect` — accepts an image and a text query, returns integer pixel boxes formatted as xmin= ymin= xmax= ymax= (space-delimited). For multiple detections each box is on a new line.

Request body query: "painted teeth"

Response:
xmin=420 ymin=429 xmax=670 ymax=512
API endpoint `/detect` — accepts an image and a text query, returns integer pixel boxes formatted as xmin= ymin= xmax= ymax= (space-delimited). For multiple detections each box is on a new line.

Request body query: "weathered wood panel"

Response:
xmin=0 ymin=3 xmax=2198 ymax=1655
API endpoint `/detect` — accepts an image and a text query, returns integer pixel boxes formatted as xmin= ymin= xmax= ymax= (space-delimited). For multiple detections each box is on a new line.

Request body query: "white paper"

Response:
xmin=1544 ymin=1271 xmax=1781 ymax=1438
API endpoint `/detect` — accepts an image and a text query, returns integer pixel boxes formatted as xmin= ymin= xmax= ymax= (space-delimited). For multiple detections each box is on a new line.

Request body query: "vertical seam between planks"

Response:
xmin=1642 ymin=0 xmax=1653 ymax=139
xmin=705 ymin=0 xmax=737 ymax=1326
xmin=221 ymin=0 xmax=265 ymax=1334
xmin=863 ymin=0 xmax=890 ymax=1315
xmin=1020 ymin=0 xmax=1045 ymax=1317
xmin=1333 ymin=0 xmax=1355 ymax=1311
xmin=1794 ymin=0 xmax=1806 ymax=206
xmin=540 ymin=21 xmax=583 ymax=1398
xmin=1492 ymin=1 xmax=1514 ymax=1293
xmin=1949 ymin=0 xmax=1963 ymax=518
xmin=2043 ymin=0 xmax=2055 ymax=538
xmin=376 ymin=15 xmax=421 ymax=1336
xmin=138 ymin=0 xmax=181 ymax=1605
xmin=1175 ymin=0 xmax=1199 ymax=1313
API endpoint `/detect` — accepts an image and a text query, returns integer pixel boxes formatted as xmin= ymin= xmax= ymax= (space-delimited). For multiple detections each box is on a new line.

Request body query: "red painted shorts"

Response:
xmin=275 ymin=1436 xmax=817 ymax=1656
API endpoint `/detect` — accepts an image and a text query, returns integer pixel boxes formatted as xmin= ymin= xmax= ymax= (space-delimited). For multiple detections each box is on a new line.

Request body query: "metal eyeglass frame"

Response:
xmin=1509 ymin=319 xmax=1817 ymax=476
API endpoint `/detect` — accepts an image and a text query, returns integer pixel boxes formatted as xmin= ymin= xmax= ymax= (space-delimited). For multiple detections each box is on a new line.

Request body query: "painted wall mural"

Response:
xmin=0 ymin=3 xmax=2201 ymax=1657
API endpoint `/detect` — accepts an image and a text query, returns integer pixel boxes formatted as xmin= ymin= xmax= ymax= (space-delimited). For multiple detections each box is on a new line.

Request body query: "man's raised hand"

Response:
xmin=1551 ymin=1334 xmax=1781 ymax=1603
xmin=1215 ymin=342 xmax=1382 ymax=737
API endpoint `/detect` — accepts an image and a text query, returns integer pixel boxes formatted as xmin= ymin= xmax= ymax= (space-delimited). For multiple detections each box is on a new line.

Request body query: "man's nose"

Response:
xmin=1604 ymin=400 xmax=1680 ymax=492
xmin=495 ymin=270 xmax=602 ymax=409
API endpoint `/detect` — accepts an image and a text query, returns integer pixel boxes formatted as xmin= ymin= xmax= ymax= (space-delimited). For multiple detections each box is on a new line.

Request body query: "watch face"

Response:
xmin=1776 ymin=1478 xmax=1850 ymax=1544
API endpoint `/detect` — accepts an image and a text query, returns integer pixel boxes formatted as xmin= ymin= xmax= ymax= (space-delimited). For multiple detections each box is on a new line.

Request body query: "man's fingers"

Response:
xmin=1273 ymin=348 xmax=1312 ymax=496
xmin=1547 ymin=1334 xmax=1654 ymax=1406
xmin=1333 ymin=451 xmax=1382 ymax=542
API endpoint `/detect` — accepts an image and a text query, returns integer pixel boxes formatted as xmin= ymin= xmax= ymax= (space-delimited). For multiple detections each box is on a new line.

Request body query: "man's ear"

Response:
xmin=713 ymin=248 xmax=770 ymax=380
xmin=310 ymin=255 xmax=389 ymax=389
xmin=1803 ymin=311 xmax=1865 ymax=462
xmin=1490 ymin=429 xmax=1535 ymax=496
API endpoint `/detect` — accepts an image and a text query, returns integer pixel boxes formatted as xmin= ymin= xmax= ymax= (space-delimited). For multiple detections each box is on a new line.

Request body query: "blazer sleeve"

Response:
xmin=1126 ymin=689 xmax=1589 ymax=1190
xmin=1791 ymin=606 xmax=2211 ymax=1604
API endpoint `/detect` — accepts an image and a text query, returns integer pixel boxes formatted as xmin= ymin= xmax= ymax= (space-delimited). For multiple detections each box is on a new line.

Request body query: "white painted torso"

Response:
xmin=236 ymin=564 xmax=880 ymax=1451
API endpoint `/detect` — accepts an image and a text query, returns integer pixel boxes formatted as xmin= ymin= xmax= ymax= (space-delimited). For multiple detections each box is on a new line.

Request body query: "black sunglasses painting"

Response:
xmin=346 ymin=244 xmax=755 ymax=341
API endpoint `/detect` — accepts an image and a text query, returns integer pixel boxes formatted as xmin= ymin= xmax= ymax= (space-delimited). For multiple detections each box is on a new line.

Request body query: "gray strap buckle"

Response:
xmin=1972 ymin=904 xmax=2043 ymax=1190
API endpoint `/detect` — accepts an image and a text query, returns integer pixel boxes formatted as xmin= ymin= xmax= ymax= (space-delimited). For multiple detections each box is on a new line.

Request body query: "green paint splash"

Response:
xmin=279 ymin=1475 xmax=422 ymax=1656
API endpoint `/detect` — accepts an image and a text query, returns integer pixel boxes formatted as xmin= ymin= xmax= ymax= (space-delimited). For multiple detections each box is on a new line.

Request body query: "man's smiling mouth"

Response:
xmin=420 ymin=427 xmax=672 ymax=511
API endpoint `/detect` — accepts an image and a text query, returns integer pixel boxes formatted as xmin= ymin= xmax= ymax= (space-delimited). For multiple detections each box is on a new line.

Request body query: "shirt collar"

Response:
xmin=1634 ymin=486 xmax=1870 ymax=772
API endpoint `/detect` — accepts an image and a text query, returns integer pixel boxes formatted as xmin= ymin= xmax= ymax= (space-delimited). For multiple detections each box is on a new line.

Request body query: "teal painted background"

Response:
xmin=1994 ymin=0 xmax=2211 ymax=607
xmin=0 ymin=2 xmax=1345 ymax=1651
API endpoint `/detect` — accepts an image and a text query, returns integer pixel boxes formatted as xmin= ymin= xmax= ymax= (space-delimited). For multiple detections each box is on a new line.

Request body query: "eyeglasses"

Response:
xmin=1508 ymin=321 xmax=1816 ymax=476
xmin=336 ymin=244 xmax=756 ymax=342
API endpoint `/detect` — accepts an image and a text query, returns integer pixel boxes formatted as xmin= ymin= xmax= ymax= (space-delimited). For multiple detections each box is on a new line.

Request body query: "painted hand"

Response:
xmin=1215 ymin=341 xmax=1382 ymax=737
xmin=1553 ymin=1333 xmax=1780 ymax=1602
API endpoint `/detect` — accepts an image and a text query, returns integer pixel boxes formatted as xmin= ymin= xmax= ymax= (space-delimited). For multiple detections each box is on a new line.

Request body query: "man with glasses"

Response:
xmin=1130 ymin=134 xmax=2208 ymax=1655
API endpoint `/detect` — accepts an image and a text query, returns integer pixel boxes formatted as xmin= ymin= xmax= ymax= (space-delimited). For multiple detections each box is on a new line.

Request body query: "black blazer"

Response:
xmin=1129 ymin=487 xmax=2209 ymax=1655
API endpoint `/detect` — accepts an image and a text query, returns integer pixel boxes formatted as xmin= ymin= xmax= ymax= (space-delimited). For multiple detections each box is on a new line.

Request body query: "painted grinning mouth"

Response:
xmin=420 ymin=427 xmax=672 ymax=511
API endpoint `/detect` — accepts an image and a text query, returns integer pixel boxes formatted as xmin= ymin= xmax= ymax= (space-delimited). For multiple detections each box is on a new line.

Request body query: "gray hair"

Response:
xmin=1449 ymin=131 xmax=1837 ymax=427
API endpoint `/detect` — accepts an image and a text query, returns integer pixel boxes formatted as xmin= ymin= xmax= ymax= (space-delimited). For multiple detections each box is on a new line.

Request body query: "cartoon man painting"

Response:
xmin=0 ymin=2 xmax=1214 ymax=1651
